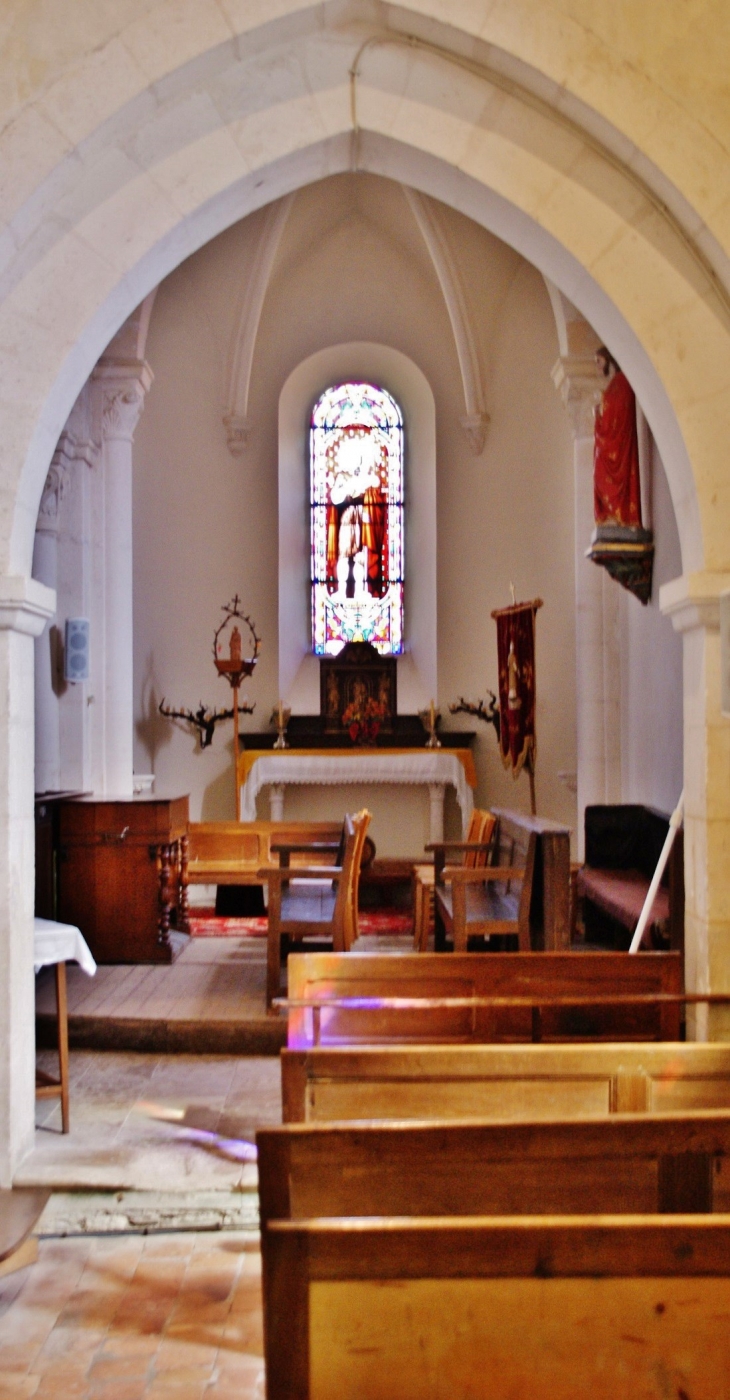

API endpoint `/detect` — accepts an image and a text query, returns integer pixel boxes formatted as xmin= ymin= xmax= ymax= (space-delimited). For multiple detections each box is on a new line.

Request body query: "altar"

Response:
xmin=237 ymin=748 xmax=477 ymax=842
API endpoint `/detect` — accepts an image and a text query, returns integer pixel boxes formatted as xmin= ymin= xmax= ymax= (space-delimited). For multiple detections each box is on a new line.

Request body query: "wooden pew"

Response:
xmin=263 ymin=1215 xmax=730 ymax=1398
xmin=280 ymin=1040 xmax=730 ymax=1123
xmin=183 ymin=819 xmax=342 ymax=890
xmin=284 ymin=950 xmax=683 ymax=1047
xmin=258 ymin=1112 xmax=730 ymax=1225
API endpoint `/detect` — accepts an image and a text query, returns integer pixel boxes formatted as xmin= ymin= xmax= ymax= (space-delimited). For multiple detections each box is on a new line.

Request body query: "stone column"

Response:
xmin=661 ymin=572 xmax=730 ymax=1040
xmin=552 ymin=355 xmax=622 ymax=857
xmin=91 ymin=360 xmax=152 ymax=796
xmin=0 ymin=578 xmax=56 ymax=1185
xmin=32 ymin=459 xmax=68 ymax=792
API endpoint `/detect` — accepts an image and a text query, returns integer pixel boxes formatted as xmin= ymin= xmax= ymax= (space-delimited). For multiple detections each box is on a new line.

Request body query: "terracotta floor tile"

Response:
xmin=153 ymin=1340 xmax=218 ymax=1371
xmin=0 ymin=1380 xmax=41 ymax=1400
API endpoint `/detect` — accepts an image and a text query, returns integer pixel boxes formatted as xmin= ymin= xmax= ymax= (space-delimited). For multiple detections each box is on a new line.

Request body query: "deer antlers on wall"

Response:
xmin=449 ymin=690 xmax=501 ymax=741
xmin=158 ymin=698 xmax=255 ymax=750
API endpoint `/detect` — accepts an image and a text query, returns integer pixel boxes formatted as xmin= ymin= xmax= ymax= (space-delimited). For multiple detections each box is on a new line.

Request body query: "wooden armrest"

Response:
xmin=440 ymin=865 xmax=526 ymax=883
xmin=260 ymin=865 xmax=342 ymax=883
xmin=424 ymin=840 xmax=495 ymax=853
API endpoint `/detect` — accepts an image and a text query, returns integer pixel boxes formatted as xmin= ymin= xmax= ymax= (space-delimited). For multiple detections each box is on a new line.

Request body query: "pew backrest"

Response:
xmin=257 ymin=1111 xmax=730 ymax=1225
xmin=285 ymin=950 xmax=683 ymax=1046
xmin=184 ymin=820 xmax=342 ymax=885
xmin=263 ymin=1216 xmax=730 ymax=1400
xmin=281 ymin=1040 xmax=730 ymax=1123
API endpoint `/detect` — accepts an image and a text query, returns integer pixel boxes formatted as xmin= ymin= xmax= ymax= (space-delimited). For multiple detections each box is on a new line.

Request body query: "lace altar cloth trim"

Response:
xmin=239 ymin=751 xmax=474 ymax=831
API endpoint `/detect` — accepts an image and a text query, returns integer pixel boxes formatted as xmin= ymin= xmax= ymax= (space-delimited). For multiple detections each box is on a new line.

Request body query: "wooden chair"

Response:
xmin=263 ymin=810 xmax=371 ymax=1010
xmin=434 ymin=820 xmax=536 ymax=953
xmin=411 ymin=808 xmax=496 ymax=951
xmin=263 ymin=1216 xmax=730 ymax=1399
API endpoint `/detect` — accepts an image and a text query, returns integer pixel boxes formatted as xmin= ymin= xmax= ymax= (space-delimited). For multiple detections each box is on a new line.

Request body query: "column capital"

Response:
xmin=36 ymin=460 xmax=69 ymax=536
xmin=93 ymin=358 xmax=153 ymax=443
xmin=0 ymin=576 xmax=56 ymax=636
xmin=551 ymin=355 xmax=603 ymax=438
xmin=660 ymin=572 xmax=730 ymax=633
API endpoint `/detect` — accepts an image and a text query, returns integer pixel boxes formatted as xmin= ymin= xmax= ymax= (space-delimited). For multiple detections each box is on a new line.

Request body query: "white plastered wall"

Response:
xmin=133 ymin=175 xmax=580 ymax=854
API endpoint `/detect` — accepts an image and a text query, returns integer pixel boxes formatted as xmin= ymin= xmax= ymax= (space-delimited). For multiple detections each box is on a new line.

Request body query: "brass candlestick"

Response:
xmin=419 ymin=700 xmax=442 ymax=749
xmin=272 ymin=701 xmax=291 ymax=749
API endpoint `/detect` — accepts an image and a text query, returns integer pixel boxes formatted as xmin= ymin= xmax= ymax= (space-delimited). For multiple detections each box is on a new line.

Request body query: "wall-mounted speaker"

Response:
xmin=64 ymin=618 xmax=90 ymax=683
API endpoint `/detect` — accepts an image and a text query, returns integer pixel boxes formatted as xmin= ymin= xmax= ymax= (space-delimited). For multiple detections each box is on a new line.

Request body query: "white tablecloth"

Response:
xmin=239 ymin=751 xmax=474 ymax=832
xmin=34 ymin=917 xmax=96 ymax=977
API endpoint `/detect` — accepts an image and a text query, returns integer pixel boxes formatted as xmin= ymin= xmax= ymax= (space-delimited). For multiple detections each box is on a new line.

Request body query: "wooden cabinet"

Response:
xmin=57 ymin=795 xmax=189 ymax=964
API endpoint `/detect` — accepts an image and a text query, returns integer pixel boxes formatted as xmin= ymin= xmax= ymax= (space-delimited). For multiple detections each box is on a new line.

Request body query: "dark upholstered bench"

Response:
xmin=577 ymin=804 xmax=683 ymax=952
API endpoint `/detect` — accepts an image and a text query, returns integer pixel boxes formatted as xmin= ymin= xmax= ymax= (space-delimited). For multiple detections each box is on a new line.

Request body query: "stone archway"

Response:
xmin=1 ymin=1 xmax=729 ymax=1181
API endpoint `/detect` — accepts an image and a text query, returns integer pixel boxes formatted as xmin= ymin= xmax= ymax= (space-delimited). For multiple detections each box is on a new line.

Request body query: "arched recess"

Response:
xmin=3 ymin=3 xmax=730 ymax=1181
xmin=279 ymin=342 xmax=437 ymax=712
xmin=1 ymin=8 xmax=718 ymax=584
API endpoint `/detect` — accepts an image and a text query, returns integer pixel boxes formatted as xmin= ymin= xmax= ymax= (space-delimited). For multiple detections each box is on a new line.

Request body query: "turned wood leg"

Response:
xmin=55 ymin=962 xmax=69 ymax=1134
xmin=178 ymin=834 xmax=190 ymax=933
xmin=157 ymin=843 xmax=173 ymax=952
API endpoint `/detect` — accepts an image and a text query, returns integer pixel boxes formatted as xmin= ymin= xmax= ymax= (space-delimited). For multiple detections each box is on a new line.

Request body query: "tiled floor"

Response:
xmin=0 ymin=1231 xmax=264 ymax=1399
xmin=19 ymin=1051 xmax=282 ymax=1191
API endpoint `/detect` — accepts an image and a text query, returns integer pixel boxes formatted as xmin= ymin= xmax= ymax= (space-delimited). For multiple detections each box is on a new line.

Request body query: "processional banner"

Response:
xmin=491 ymin=598 xmax=543 ymax=779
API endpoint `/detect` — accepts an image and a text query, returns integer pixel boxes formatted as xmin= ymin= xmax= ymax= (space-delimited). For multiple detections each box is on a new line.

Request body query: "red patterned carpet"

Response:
xmin=188 ymin=908 xmax=413 ymax=938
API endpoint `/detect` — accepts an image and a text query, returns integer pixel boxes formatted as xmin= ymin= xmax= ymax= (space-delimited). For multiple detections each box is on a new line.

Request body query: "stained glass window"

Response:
xmin=310 ymin=382 xmax=404 ymax=655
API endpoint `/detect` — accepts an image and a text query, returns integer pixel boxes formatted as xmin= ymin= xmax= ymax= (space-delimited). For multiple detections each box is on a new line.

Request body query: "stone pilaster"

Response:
xmin=91 ymin=358 xmax=152 ymax=796
xmin=661 ymin=572 xmax=730 ymax=1040
xmin=552 ymin=354 xmax=621 ymax=856
xmin=0 ymin=578 xmax=55 ymax=1184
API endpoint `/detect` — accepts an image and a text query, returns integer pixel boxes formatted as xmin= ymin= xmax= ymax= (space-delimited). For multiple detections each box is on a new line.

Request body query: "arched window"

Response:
xmin=310 ymin=381 xmax=404 ymax=655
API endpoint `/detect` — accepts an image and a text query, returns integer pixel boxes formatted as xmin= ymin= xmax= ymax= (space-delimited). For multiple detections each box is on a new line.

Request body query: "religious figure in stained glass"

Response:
xmin=311 ymin=382 xmax=404 ymax=655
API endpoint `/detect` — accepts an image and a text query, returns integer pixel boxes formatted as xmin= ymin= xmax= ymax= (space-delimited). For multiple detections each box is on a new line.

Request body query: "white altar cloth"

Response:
xmin=34 ymin=917 xmax=96 ymax=977
xmin=239 ymin=751 xmax=474 ymax=838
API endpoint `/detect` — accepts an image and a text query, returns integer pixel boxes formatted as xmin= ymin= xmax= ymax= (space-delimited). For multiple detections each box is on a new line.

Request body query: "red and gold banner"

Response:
xmin=491 ymin=598 xmax=543 ymax=778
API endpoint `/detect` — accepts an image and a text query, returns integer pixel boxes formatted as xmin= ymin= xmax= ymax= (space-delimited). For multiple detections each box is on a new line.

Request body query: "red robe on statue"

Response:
xmin=326 ymin=485 xmax=388 ymax=597
xmin=594 ymin=370 xmax=643 ymax=527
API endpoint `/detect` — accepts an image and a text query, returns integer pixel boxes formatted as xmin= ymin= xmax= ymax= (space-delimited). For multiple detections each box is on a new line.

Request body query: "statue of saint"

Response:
xmin=593 ymin=346 xmax=643 ymax=527
xmin=326 ymin=435 xmax=387 ymax=599
xmin=229 ymin=626 xmax=242 ymax=665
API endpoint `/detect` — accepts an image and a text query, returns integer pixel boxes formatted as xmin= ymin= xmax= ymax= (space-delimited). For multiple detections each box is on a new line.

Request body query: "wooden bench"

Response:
xmin=258 ymin=1112 xmax=730 ymax=1225
xmin=283 ymin=950 xmax=683 ymax=1047
xmin=263 ymin=1215 xmax=730 ymax=1398
xmin=432 ymin=809 xmax=571 ymax=953
xmin=183 ymin=819 xmax=343 ymax=890
xmin=578 ymin=804 xmax=684 ymax=951
xmin=280 ymin=1040 xmax=730 ymax=1123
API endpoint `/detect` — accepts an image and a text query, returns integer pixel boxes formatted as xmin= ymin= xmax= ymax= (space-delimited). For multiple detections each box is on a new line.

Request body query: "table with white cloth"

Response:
xmin=237 ymin=748 xmax=477 ymax=842
xmin=34 ymin=917 xmax=96 ymax=1133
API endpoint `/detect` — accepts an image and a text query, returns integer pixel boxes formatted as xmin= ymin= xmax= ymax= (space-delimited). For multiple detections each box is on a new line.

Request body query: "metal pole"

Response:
xmin=628 ymin=790 xmax=684 ymax=954
xmin=233 ymin=679 xmax=240 ymax=820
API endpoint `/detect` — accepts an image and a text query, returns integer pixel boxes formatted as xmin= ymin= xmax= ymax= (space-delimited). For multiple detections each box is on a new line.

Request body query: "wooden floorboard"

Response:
xmin=35 ymin=937 xmax=276 ymax=1052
